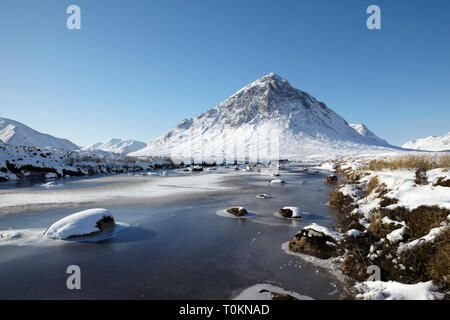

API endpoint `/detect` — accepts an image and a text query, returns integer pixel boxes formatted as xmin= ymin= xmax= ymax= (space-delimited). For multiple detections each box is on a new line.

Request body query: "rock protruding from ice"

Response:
xmin=288 ymin=223 xmax=342 ymax=259
xmin=83 ymin=138 xmax=147 ymax=155
xmin=402 ymin=132 xmax=450 ymax=151
xmin=44 ymin=208 xmax=115 ymax=240
xmin=278 ymin=206 xmax=301 ymax=218
xmin=0 ymin=117 xmax=79 ymax=150
xmin=226 ymin=207 xmax=248 ymax=217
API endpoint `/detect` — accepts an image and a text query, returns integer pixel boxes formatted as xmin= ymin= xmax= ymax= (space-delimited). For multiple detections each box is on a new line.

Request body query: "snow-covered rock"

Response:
xmin=402 ymin=132 xmax=450 ymax=151
xmin=269 ymin=179 xmax=285 ymax=184
xmin=0 ymin=117 xmax=79 ymax=150
xmin=44 ymin=208 xmax=115 ymax=239
xmin=279 ymin=206 xmax=301 ymax=218
xmin=130 ymin=73 xmax=395 ymax=161
xmin=45 ymin=172 xmax=58 ymax=179
xmin=83 ymin=138 xmax=147 ymax=155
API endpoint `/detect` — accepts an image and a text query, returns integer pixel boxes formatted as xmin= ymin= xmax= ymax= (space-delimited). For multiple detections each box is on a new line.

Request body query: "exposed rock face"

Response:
xmin=324 ymin=175 xmax=338 ymax=183
xmin=226 ymin=207 xmax=248 ymax=217
xmin=288 ymin=228 xmax=339 ymax=259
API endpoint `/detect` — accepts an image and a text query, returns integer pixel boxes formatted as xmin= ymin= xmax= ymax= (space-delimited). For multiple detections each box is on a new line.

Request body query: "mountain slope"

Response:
xmin=402 ymin=132 xmax=450 ymax=151
xmin=349 ymin=123 xmax=389 ymax=146
xmin=131 ymin=73 xmax=394 ymax=161
xmin=0 ymin=117 xmax=79 ymax=150
xmin=83 ymin=139 xmax=147 ymax=155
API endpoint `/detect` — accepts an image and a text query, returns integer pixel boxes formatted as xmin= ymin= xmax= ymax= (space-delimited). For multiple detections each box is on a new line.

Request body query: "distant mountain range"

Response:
xmin=402 ymin=132 xmax=450 ymax=151
xmin=0 ymin=117 xmax=79 ymax=150
xmin=130 ymin=73 xmax=393 ymax=161
xmin=82 ymin=139 xmax=147 ymax=155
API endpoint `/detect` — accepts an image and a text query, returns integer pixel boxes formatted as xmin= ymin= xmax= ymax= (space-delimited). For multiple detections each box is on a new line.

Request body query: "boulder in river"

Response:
xmin=278 ymin=207 xmax=301 ymax=218
xmin=226 ymin=207 xmax=248 ymax=217
xmin=324 ymin=175 xmax=338 ymax=183
xmin=192 ymin=165 xmax=203 ymax=172
xmin=44 ymin=208 xmax=116 ymax=240
xmin=288 ymin=224 xmax=341 ymax=259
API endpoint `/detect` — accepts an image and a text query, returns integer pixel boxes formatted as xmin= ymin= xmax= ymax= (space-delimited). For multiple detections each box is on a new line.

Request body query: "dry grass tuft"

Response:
xmin=364 ymin=155 xmax=450 ymax=171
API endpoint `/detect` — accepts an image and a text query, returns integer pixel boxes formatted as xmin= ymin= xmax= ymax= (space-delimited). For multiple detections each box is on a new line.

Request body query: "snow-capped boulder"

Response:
xmin=192 ymin=165 xmax=203 ymax=172
xmin=226 ymin=207 xmax=248 ymax=217
xmin=288 ymin=223 xmax=342 ymax=259
xmin=44 ymin=208 xmax=115 ymax=240
xmin=45 ymin=172 xmax=57 ymax=179
xmin=269 ymin=179 xmax=285 ymax=184
xmin=278 ymin=206 xmax=301 ymax=218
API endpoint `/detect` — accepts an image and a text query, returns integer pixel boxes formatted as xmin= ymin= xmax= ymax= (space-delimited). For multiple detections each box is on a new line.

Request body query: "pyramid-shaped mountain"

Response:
xmin=131 ymin=73 xmax=392 ymax=161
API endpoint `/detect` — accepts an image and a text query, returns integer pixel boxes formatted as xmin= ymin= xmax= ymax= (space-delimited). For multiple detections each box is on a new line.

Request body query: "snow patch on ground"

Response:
xmin=354 ymin=280 xmax=443 ymax=300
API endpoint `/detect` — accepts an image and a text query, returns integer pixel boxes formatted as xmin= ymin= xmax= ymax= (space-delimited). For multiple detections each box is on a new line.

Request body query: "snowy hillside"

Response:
xmin=130 ymin=73 xmax=395 ymax=162
xmin=402 ymin=132 xmax=450 ymax=151
xmin=83 ymin=139 xmax=147 ymax=155
xmin=349 ymin=123 xmax=389 ymax=146
xmin=0 ymin=117 xmax=79 ymax=150
xmin=0 ymin=143 xmax=173 ymax=182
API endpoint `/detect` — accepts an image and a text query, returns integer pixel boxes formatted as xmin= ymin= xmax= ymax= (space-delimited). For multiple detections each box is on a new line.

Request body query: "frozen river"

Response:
xmin=0 ymin=165 xmax=344 ymax=299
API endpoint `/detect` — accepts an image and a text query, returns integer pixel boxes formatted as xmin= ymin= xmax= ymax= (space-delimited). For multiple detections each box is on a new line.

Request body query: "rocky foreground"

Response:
xmin=286 ymin=155 xmax=449 ymax=300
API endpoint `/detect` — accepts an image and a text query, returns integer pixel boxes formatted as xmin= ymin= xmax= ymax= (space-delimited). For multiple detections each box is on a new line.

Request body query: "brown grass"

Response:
xmin=365 ymin=176 xmax=380 ymax=197
xmin=364 ymin=155 xmax=450 ymax=171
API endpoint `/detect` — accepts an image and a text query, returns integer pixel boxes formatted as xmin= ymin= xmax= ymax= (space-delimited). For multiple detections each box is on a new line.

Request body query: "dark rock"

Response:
xmin=324 ymin=175 xmax=338 ymax=183
xmin=226 ymin=207 xmax=248 ymax=217
xmin=288 ymin=228 xmax=339 ymax=259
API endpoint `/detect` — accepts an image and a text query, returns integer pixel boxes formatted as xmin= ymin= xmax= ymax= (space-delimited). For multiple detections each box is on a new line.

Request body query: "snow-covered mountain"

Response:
xmin=130 ymin=73 xmax=394 ymax=161
xmin=0 ymin=117 xmax=79 ymax=150
xmin=83 ymin=139 xmax=147 ymax=155
xmin=402 ymin=132 xmax=450 ymax=151
xmin=349 ymin=123 xmax=389 ymax=146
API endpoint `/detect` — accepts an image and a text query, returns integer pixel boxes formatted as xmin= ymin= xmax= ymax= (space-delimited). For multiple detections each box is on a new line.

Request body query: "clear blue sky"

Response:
xmin=1 ymin=0 xmax=449 ymax=147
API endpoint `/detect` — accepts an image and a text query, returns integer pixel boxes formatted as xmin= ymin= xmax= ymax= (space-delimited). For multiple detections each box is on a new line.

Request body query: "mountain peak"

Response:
xmin=131 ymin=74 xmax=392 ymax=160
